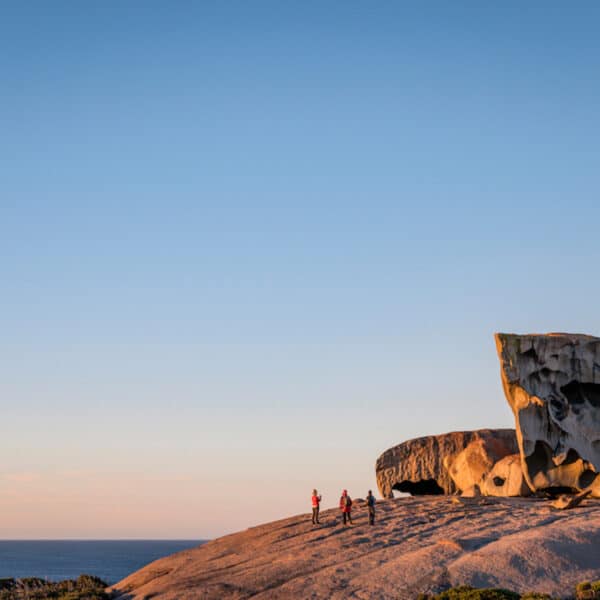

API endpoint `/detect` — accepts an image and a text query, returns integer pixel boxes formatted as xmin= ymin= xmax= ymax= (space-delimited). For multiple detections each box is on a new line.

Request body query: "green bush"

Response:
xmin=419 ymin=587 xmax=562 ymax=600
xmin=0 ymin=575 xmax=108 ymax=600
xmin=421 ymin=581 xmax=600 ymax=600
xmin=421 ymin=586 xmax=520 ymax=600
xmin=576 ymin=580 xmax=600 ymax=599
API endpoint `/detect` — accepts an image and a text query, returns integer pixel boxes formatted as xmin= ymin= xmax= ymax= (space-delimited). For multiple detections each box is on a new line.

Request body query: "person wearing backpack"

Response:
xmin=366 ymin=490 xmax=376 ymax=525
xmin=339 ymin=489 xmax=353 ymax=525
xmin=311 ymin=489 xmax=322 ymax=524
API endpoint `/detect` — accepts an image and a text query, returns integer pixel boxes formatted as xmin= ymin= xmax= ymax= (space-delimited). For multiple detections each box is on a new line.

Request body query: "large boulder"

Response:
xmin=375 ymin=429 xmax=518 ymax=498
xmin=495 ymin=332 xmax=600 ymax=496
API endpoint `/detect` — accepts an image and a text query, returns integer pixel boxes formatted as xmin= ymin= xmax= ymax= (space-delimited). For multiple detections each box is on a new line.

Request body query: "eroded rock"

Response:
xmin=495 ymin=332 xmax=600 ymax=496
xmin=551 ymin=488 xmax=592 ymax=510
xmin=481 ymin=453 xmax=531 ymax=497
xmin=447 ymin=434 xmax=520 ymax=494
xmin=376 ymin=429 xmax=517 ymax=499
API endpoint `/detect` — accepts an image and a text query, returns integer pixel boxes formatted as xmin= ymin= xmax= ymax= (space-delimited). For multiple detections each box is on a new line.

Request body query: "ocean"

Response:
xmin=0 ymin=540 xmax=204 ymax=585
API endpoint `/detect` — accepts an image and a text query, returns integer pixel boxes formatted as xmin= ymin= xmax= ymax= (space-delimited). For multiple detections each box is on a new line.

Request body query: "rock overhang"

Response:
xmin=375 ymin=429 xmax=519 ymax=499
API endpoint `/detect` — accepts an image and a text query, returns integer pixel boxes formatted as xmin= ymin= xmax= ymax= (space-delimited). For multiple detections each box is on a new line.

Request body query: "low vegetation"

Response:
xmin=0 ymin=577 xmax=599 ymax=599
xmin=417 ymin=587 xmax=520 ymax=599
xmin=576 ymin=581 xmax=600 ymax=600
xmin=0 ymin=575 xmax=109 ymax=600
xmin=418 ymin=580 xmax=600 ymax=600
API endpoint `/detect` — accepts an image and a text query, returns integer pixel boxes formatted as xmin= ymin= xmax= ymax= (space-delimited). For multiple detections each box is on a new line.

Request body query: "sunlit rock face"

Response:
xmin=495 ymin=333 xmax=600 ymax=496
xmin=481 ymin=454 xmax=531 ymax=497
xmin=446 ymin=435 xmax=520 ymax=494
xmin=375 ymin=429 xmax=517 ymax=499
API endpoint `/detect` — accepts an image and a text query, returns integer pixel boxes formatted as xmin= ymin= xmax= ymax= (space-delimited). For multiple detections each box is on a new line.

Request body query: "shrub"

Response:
xmin=424 ymin=586 xmax=521 ymax=600
xmin=0 ymin=575 xmax=109 ymax=600
xmin=576 ymin=580 xmax=600 ymax=600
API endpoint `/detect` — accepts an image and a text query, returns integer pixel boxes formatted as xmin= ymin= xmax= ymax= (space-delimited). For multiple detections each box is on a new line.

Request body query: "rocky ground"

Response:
xmin=110 ymin=496 xmax=600 ymax=600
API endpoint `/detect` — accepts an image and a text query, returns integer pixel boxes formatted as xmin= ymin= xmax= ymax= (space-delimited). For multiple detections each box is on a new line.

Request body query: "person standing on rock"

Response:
xmin=339 ymin=489 xmax=353 ymax=525
xmin=366 ymin=490 xmax=376 ymax=525
xmin=311 ymin=489 xmax=322 ymax=524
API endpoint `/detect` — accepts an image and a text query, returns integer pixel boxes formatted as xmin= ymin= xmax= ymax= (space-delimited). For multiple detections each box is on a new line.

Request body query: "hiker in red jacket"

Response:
xmin=311 ymin=489 xmax=322 ymax=524
xmin=339 ymin=489 xmax=353 ymax=525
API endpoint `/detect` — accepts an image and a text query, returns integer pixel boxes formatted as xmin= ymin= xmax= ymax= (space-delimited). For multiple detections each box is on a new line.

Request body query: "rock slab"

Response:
xmin=376 ymin=429 xmax=518 ymax=498
xmin=110 ymin=496 xmax=600 ymax=599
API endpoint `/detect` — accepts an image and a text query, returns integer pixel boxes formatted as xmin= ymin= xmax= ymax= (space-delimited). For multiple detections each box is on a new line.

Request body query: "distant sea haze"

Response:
xmin=0 ymin=540 xmax=204 ymax=585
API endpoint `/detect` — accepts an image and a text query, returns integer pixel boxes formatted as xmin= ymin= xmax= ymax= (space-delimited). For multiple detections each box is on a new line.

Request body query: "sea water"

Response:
xmin=0 ymin=540 xmax=204 ymax=585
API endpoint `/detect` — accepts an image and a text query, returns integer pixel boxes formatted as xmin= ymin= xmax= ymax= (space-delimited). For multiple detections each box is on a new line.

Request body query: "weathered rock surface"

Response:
xmin=551 ymin=488 xmax=593 ymax=510
xmin=495 ymin=333 xmax=600 ymax=496
xmin=376 ymin=429 xmax=518 ymax=499
xmin=481 ymin=454 xmax=531 ymax=497
xmin=110 ymin=496 xmax=600 ymax=599
xmin=446 ymin=434 xmax=522 ymax=495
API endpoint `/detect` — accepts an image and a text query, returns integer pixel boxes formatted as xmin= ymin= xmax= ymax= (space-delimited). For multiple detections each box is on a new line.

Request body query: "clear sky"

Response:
xmin=1 ymin=1 xmax=600 ymax=539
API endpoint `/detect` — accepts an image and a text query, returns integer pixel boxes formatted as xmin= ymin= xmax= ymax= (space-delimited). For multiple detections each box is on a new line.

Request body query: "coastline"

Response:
xmin=0 ymin=540 xmax=205 ymax=584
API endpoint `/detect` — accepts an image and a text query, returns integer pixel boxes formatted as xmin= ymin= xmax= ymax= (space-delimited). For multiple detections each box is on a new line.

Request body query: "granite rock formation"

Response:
xmin=495 ymin=333 xmax=600 ymax=496
xmin=376 ymin=429 xmax=518 ymax=499
xmin=110 ymin=496 xmax=600 ymax=599
xmin=481 ymin=454 xmax=531 ymax=497
xmin=446 ymin=434 xmax=522 ymax=495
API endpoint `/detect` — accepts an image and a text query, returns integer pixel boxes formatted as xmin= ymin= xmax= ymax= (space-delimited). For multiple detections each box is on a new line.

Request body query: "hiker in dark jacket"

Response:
xmin=339 ymin=489 xmax=353 ymax=525
xmin=366 ymin=490 xmax=376 ymax=525
xmin=311 ymin=489 xmax=322 ymax=524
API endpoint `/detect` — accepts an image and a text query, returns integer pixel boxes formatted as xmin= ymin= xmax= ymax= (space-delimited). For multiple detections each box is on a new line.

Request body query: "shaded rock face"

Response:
xmin=495 ymin=333 xmax=600 ymax=496
xmin=376 ymin=429 xmax=517 ymax=499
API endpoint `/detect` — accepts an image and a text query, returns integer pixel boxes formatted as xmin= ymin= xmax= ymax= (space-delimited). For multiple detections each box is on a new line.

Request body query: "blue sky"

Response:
xmin=1 ymin=2 xmax=599 ymax=538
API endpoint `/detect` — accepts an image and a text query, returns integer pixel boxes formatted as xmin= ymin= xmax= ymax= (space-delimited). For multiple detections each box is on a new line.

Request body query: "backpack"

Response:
xmin=344 ymin=495 xmax=352 ymax=508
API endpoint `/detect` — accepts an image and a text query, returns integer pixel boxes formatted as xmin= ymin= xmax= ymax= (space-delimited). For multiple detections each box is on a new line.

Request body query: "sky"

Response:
xmin=1 ymin=1 xmax=600 ymax=539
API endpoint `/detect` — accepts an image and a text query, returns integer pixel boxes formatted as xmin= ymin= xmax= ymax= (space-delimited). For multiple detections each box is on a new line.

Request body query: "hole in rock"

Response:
xmin=579 ymin=470 xmax=598 ymax=488
xmin=560 ymin=381 xmax=600 ymax=408
xmin=521 ymin=348 xmax=538 ymax=360
xmin=560 ymin=448 xmax=582 ymax=466
xmin=527 ymin=441 xmax=552 ymax=478
xmin=393 ymin=479 xmax=444 ymax=495
xmin=550 ymin=396 xmax=568 ymax=421
xmin=492 ymin=476 xmax=505 ymax=487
